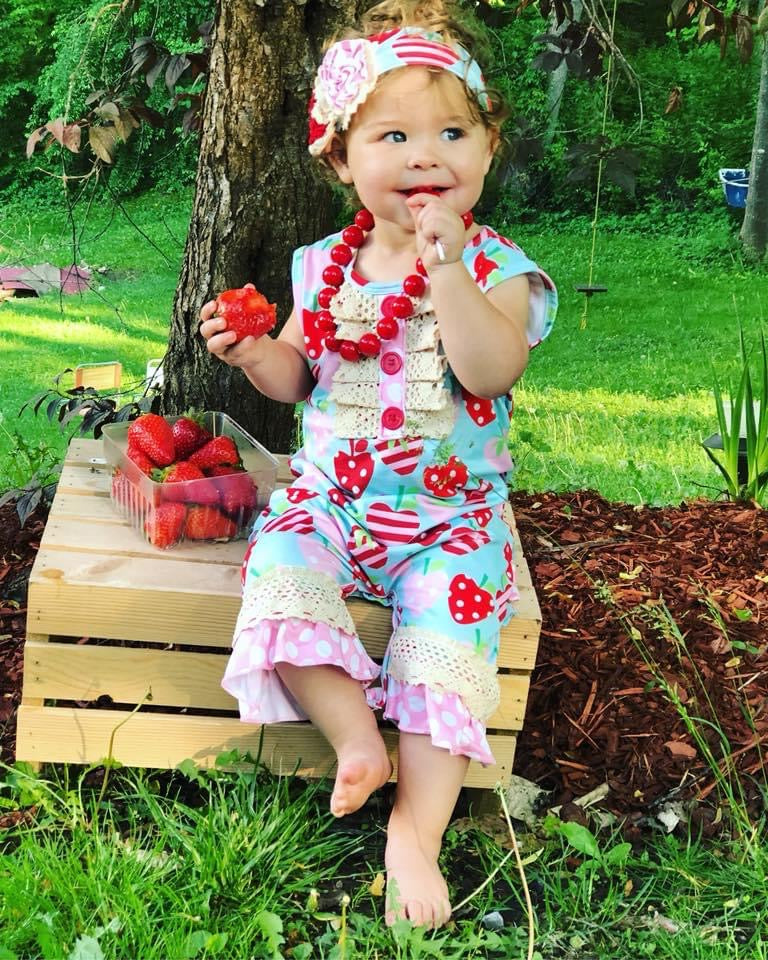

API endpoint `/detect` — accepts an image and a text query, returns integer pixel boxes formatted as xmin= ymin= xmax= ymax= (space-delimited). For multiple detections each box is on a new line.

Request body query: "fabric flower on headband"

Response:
xmin=309 ymin=38 xmax=378 ymax=156
xmin=308 ymin=28 xmax=490 ymax=157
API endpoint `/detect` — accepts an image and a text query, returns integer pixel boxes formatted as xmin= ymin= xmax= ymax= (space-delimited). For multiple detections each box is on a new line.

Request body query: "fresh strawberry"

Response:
xmin=144 ymin=502 xmax=186 ymax=548
xmin=171 ymin=415 xmax=212 ymax=460
xmin=127 ymin=414 xmax=175 ymax=467
xmin=216 ymin=285 xmax=277 ymax=342
xmin=188 ymin=435 xmax=241 ymax=470
xmin=423 ymin=455 xmax=469 ymax=498
xmin=126 ymin=443 xmax=157 ymax=475
xmin=185 ymin=505 xmax=238 ymax=540
xmin=158 ymin=461 xmax=220 ymax=504
xmin=207 ymin=465 xmax=258 ymax=518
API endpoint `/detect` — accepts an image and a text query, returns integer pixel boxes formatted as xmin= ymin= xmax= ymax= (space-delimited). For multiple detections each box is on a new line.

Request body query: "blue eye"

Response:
xmin=383 ymin=131 xmax=407 ymax=143
xmin=442 ymin=128 xmax=464 ymax=141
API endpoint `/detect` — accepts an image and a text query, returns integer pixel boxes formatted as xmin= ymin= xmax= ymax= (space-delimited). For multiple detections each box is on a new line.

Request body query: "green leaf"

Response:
xmin=176 ymin=758 xmax=202 ymax=780
xmin=560 ymin=821 xmax=600 ymax=859
xmin=604 ymin=841 xmax=632 ymax=866
xmin=256 ymin=911 xmax=284 ymax=959
xmin=67 ymin=936 xmax=104 ymax=960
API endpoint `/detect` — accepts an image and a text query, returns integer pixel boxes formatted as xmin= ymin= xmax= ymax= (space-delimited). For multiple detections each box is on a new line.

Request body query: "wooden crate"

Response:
xmin=16 ymin=438 xmax=541 ymax=788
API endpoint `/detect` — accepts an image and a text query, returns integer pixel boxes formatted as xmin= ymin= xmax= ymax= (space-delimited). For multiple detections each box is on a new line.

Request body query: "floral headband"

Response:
xmin=308 ymin=27 xmax=490 ymax=157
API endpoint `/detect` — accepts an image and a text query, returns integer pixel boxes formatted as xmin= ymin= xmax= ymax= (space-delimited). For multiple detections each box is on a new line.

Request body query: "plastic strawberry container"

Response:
xmin=102 ymin=412 xmax=278 ymax=547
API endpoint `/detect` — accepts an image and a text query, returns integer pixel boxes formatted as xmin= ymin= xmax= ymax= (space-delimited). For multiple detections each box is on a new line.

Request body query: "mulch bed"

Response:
xmin=1 ymin=492 xmax=766 ymax=824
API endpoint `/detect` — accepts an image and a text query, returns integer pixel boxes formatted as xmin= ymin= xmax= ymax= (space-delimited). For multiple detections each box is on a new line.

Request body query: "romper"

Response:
xmin=222 ymin=226 xmax=557 ymax=764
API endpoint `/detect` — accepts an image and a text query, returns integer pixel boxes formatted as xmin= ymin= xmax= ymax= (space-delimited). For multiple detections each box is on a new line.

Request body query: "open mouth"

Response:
xmin=400 ymin=186 xmax=447 ymax=197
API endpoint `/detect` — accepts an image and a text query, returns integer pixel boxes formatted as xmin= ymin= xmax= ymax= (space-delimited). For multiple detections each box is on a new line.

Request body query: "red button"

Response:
xmin=381 ymin=406 xmax=404 ymax=430
xmin=380 ymin=351 xmax=402 ymax=375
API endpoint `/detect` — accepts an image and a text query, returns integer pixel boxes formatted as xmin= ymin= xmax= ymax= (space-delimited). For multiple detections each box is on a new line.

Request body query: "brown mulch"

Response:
xmin=1 ymin=493 xmax=766 ymax=823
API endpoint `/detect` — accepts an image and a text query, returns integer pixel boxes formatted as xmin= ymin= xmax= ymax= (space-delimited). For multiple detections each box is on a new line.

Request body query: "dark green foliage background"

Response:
xmin=0 ymin=1 xmax=760 ymax=215
xmin=0 ymin=0 xmax=211 ymax=200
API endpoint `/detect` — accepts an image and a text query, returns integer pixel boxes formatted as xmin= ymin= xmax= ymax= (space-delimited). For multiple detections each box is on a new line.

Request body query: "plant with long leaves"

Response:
xmin=704 ymin=329 xmax=768 ymax=505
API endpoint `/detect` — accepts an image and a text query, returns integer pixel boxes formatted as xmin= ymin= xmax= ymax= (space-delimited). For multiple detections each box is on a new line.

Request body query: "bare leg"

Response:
xmin=385 ymin=732 xmax=468 ymax=929
xmin=275 ymin=662 xmax=392 ymax=817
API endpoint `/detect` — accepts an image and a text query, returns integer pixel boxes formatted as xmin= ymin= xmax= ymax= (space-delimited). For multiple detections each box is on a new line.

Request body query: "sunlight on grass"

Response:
xmin=511 ymin=388 xmax=720 ymax=504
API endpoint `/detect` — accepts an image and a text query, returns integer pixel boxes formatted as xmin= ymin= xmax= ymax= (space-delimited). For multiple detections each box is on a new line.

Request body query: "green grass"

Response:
xmin=0 ymin=761 xmax=765 ymax=959
xmin=2 ymin=193 xmax=765 ymax=503
xmin=0 ymin=189 xmax=190 ymax=487
xmin=508 ymin=210 xmax=768 ymax=504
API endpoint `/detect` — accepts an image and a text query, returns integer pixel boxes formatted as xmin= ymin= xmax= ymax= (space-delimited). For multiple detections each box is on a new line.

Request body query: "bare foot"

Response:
xmin=330 ymin=738 xmax=391 ymax=817
xmin=385 ymin=810 xmax=451 ymax=929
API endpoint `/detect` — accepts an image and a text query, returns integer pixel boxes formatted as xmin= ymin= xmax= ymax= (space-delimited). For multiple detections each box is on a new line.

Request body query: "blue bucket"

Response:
xmin=719 ymin=168 xmax=749 ymax=208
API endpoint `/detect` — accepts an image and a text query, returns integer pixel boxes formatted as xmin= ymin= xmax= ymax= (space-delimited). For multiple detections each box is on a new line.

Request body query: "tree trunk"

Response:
xmin=741 ymin=36 xmax=768 ymax=261
xmin=161 ymin=0 xmax=361 ymax=453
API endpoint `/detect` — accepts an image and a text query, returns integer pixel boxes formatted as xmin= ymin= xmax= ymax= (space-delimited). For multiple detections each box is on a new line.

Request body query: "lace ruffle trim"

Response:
xmin=386 ymin=626 xmax=500 ymax=723
xmin=235 ymin=566 xmax=355 ymax=636
xmin=327 ymin=282 xmax=452 ymax=439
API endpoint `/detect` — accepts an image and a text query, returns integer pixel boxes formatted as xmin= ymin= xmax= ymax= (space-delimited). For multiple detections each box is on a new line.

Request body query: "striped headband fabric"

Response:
xmin=308 ymin=27 xmax=490 ymax=157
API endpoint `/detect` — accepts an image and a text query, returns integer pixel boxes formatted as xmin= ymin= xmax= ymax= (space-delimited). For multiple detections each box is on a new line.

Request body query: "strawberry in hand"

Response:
xmin=216 ymin=285 xmax=277 ymax=343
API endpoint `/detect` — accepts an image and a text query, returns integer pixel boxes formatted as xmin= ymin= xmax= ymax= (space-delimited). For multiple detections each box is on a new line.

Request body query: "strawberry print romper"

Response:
xmin=222 ymin=226 xmax=557 ymax=763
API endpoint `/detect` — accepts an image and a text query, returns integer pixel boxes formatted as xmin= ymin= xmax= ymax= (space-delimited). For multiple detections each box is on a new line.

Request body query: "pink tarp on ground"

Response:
xmin=0 ymin=264 xmax=90 ymax=295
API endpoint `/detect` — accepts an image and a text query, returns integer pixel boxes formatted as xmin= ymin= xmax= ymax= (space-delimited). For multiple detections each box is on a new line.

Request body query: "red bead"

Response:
xmin=339 ymin=340 xmax=360 ymax=362
xmin=461 ymin=210 xmax=474 ymax=229
xmin=376 ymin=317 xmax=399 ymax=340
xmin=416 ymin=258 xmax=428 ymax=276
xmin=403 ymin=274 xmax=426 ymax=298
xmin=324 ymin=336 xmax=341 ymax=352
xmin=380 ymin=295 xmax=399 ymax=319
xmin=331 ymin=244 xmax=353 ymax=266
xmin=354 ymin=209 xmax=375 ymax=231
xmin=357 ymin=333 xmax=381 ymax=357
xmin=322 ymin=264 xmax=344 ymax=287
xmin=317 ymin=286 xmax=337 ymax=308
xmin=391 ymin=296 xmax=413 ymax=319
xmin=342 ymin=225 xmax=365 ymax=248
xmin=317 ymin=311 xmax=336 ymax=332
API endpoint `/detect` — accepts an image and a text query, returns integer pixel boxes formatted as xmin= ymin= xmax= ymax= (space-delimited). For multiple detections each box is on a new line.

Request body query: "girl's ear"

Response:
xmin=326 ymin=135 xmax=353 ymax=184
xmin=484 ymin=127 xmax=500 ymax=174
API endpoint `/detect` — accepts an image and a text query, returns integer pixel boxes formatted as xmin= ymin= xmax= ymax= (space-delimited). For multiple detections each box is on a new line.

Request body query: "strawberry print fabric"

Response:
xmin=221 ymin=226 xmax=556 ymax=764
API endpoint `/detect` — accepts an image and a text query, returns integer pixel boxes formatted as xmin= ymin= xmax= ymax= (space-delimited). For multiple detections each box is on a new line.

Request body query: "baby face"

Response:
xmin=330 ymin=68 xmax=496 ymax=234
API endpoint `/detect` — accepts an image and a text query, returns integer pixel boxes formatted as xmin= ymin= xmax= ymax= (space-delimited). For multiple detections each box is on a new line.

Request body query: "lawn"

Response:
xmin=0 ymin=191 xmax=190 ymax=489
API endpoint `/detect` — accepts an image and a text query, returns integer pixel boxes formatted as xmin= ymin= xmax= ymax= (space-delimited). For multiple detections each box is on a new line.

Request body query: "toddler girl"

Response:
xmin=200 ymin=0 xmax=556 ymax=929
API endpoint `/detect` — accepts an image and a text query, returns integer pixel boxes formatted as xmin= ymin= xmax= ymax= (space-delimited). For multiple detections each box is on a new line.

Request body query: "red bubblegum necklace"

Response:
xmin=315 ymin=208 xmax=474 ymax=362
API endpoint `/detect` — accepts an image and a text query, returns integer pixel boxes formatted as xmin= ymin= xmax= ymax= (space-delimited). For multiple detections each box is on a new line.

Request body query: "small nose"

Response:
xmin=406 ymin=141 xmax=440 ymax=169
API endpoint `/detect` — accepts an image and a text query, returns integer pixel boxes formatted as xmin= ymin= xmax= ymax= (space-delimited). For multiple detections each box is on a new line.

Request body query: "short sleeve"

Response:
xmin=291 ymin=244 xmax=308 ymax=314
xmin=464 ymin=227 xmax=557 ymax=348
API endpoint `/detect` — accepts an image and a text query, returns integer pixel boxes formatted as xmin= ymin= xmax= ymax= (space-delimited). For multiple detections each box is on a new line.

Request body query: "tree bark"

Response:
xmin=741 ymin=36 xmax=768 ymax=261
xmin=161 ymin=0 xmax=362 ymax=453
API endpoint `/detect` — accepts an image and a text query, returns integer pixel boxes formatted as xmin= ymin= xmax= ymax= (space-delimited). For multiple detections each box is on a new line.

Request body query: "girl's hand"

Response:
xmin=199 ymin=299 xmax=268 ymax=369
xmin=405 ymin=195 xmax=466 ymax=270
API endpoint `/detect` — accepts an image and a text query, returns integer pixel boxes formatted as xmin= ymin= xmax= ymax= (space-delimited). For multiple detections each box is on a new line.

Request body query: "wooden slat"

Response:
xmin=22 ymin=640 xmax=530 ymax=730
xmin=27 ymin=551 xmax=539 ymax=664
xmin=15 ymin=706 xmax=516 ymax=787
xmin=57 ymin=462 xmax=113 ymax=497
xmin=41 ymin=515 xmax=246 ymax=564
